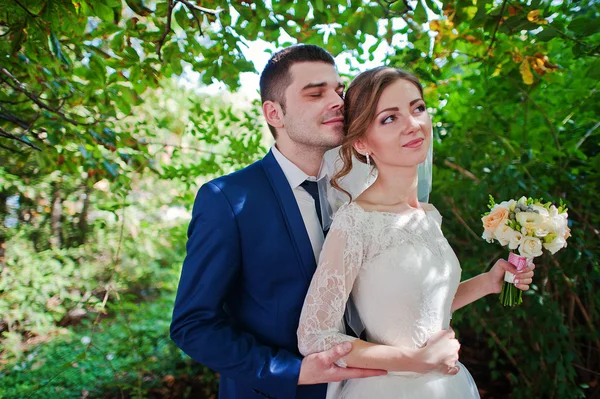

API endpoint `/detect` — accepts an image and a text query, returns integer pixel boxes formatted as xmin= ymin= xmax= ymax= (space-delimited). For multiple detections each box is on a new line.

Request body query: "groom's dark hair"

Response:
xmin=260 ymin=45 xmax=335 ymax=137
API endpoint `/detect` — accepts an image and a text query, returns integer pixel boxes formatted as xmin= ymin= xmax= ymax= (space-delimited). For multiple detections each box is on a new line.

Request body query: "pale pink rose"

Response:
xmin=482 ymin=206 xmax=510 ymax=240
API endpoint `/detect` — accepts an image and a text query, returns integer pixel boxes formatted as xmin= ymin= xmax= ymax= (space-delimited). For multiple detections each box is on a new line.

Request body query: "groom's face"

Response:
xmin=280 ymin=62 xmax=345 ymax=149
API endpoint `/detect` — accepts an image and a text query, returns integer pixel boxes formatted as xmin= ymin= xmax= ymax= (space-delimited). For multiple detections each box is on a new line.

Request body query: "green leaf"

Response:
xmin=413 ymin=0 xmax=428 ymax=22
xmin=93 ymin=3 xmax=114 ymax=22
xmin=155 ymin=1 xmax=169 ymax=16
xmin=10 ymin=24 xmax=25 ymax=55
xmin=174 ymin=7 xmax=190 ymax=30
xmin=314 ymin=0 xmax=325 ymax=13
xmin=390 ymin=1 xmax=409 ymax=14
xmin=102 ymin=160 xmax=119 ymax=177
xmin=49 ymin=31 xmax=71 ymax=66
xmin=110 ymin=32 xmax=125 ymax=53
xmin=586 ymin=60 xmax=600 ymax=80
xmin=568 ymin=17 xmax=600 ymax=36
xmin=536 ymin=27 xmax=557 ymax=42
xmin=361 ymin=14 xmax=378 ymax=36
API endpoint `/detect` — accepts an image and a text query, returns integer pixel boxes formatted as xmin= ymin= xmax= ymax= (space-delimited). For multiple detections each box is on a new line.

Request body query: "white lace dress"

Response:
xmin=297 ymin=202 xmax=480 ymax=399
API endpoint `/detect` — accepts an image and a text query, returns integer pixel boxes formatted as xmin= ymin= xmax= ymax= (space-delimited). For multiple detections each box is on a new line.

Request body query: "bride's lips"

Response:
xmin=403 ymin=138 xmax=424 ymax=148
xmin=323 ymin=117 xmax=344 ymax=125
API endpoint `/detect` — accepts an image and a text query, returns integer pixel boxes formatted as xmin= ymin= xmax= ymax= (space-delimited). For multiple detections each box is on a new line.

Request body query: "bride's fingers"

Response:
xmin=514 ymin=277 xmax=533 ymax=285
xmin=515 ymin=284 xmax=530 ymax=291
xmin=517 ymin=270 xmax=535 ymax=278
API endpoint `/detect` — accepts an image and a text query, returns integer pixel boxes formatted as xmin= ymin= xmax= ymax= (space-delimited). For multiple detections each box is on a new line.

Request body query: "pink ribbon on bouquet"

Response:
xmin=504 ymin=252 xmax=532 ymax=283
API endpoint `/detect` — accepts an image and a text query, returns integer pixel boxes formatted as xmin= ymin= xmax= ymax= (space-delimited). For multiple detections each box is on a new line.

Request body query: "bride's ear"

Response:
xmin=353 ymin=139 xmax=369 ymax=156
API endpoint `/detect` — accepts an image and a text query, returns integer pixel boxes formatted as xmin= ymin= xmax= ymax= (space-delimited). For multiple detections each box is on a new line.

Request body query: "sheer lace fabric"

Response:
xmin=297 ymin=202 xmax=480 ymax=399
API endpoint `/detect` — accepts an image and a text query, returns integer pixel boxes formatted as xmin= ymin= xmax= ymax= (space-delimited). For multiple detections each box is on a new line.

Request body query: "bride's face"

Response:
xmin=355 ymin=79 xmax=431 ymax=168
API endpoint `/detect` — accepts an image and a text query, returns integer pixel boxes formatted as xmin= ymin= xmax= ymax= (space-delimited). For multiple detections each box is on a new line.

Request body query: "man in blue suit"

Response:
xmin=170 ymin=45 xmax=386 ymax=399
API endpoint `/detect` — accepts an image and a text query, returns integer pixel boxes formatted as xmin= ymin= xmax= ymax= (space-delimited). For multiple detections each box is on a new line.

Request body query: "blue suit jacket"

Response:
xmin=170 ymin=150 xmax=327 ymax=399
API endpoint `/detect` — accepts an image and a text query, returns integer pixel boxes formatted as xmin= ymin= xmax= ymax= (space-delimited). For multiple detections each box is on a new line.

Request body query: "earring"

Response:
xmin=366 ymin=152 xmax=370 ymax=167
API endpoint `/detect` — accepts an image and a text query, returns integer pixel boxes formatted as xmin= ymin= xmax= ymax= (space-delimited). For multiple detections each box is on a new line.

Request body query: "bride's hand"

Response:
xmin=487 ymin=259 xmax=536 ymax=294
xmin=417 ymin=329 xmax=461 ymax=375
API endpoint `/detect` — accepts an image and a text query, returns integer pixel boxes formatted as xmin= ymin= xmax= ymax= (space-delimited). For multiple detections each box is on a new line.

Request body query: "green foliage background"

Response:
xmin=0 ymin=0 xmax=598 ymax=398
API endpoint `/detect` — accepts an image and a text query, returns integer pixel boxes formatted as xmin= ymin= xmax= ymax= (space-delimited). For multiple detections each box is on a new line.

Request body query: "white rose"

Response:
xmin=534 ymin=219 xmax=552 ymax=238
xmin=543 ymin=236 xmax=566 ymax=255
xmin=509 ymin=230 xmax=524 ymax=250
xmin=498 ymin=199 xmax=517 ymax=211
xmin=494 ymin=222 xmax=514 ymax=246
xmin=519 ymin=236 xmax=543 ymax=258
xmin=547 ymin=215 xmax=568 ymax=237
xmin=531 ymin=204 xmax=549 ymax=217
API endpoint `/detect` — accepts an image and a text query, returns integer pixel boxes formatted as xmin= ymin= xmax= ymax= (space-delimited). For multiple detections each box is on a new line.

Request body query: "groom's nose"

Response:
xmin=326 ymin=90 xmax=344 ymax=111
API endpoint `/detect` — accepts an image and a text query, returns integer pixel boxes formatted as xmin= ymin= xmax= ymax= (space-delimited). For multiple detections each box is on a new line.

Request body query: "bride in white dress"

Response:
xmin=297 ymin=67 xmax=535 ymax=399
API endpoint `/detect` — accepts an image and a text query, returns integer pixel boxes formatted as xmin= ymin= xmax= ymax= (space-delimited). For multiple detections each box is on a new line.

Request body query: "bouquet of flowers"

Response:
xmin=482 ymin=196 xmax=570 ymax=306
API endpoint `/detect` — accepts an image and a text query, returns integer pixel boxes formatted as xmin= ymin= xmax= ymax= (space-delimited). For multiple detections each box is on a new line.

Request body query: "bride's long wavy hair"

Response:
xmin=331 ymin=67 xmax=424 ymax=201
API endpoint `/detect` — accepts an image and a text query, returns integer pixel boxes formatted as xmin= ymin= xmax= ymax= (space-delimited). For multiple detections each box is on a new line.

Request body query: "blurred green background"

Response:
xmin=0 ymin=0 xmax=598 ymax=398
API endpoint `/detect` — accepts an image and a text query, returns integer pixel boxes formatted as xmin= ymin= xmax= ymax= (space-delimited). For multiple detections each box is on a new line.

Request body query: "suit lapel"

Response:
xmin=261 ymin=150 xmax=316 ymax=283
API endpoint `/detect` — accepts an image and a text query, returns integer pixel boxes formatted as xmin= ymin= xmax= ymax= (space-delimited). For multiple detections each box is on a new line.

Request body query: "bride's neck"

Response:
xmin=370 ymin=165 xmax=420 ymax=208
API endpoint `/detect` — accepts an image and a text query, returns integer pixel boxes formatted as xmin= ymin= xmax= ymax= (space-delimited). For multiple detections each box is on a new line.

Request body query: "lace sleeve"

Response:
xmin=297 ymin=205 xmax=364 ymax=367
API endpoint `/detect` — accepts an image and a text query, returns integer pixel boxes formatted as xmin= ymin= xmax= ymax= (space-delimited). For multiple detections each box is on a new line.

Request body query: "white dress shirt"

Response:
xmin=272 ymin=145 xmax=327 ymax=263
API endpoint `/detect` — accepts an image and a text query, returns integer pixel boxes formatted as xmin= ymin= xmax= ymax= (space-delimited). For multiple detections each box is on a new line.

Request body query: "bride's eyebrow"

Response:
xmin=375 ymin=107 xmax=399 ymax=117
xmin=375 ymin=98 xmax=424 ymax=116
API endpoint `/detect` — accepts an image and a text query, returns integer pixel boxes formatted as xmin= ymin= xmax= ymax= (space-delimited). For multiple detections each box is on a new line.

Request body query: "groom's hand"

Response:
xmin=298 ymin=342 xmax=387 ymax=385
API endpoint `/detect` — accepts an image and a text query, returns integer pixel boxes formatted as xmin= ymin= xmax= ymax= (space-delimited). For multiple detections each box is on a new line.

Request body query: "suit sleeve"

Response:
xmin=170 ymin=182 xmax=302 ymax=398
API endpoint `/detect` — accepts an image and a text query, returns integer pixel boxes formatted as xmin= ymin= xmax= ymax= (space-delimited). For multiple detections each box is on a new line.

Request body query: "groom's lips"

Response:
xmin=402 ymin=138 xmax=424 ymax=148
xmin=323 ymin=117 xmax=344 ymax=125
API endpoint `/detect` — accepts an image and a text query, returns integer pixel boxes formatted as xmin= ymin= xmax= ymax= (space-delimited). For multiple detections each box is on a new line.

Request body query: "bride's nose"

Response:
xmin=402 ymin=115 xmax=420 ymax=135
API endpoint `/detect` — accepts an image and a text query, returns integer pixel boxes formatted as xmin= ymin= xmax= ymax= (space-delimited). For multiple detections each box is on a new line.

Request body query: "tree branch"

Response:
xmin=0 ymin=126 xmax=41 ymax=151
xmin=443 ymin=196 xmax=481 ymax=241
xmin=156 ymin=0 xmax=175 ymax=62
xmin=1 ymin=68 xmax=94 ymax=127
xmin=0 ymin=142 xmax=24 ymax=154
xmin=178 ymin=0 xmax=204 ymax=36
xmin=176 ymin=0 xmax=224 ymax=15
xmin=486 ymin=0 xmax=508 ymax=56
xmin=575 ymin=122 xmax=599 ymax=151
xmin=472 ymin=307 xmax=533 ymax=387
xmin=443 ymin=159 xmax=481 ymax=183
xmin=13 ymin=0 xmax=43 ymax=18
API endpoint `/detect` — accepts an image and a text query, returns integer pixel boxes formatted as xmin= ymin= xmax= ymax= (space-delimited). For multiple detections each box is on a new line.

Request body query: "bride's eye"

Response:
xmin=415 ymin=104 xmax=426 ymax=113
xmin=382 ymin=115 xmax=396 ymax=124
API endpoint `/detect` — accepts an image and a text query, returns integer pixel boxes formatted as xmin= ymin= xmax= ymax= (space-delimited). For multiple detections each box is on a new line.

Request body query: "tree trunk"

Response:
xmin=50 ymin=182 xmax=63 ymax=249
xmin=0 ymin=192 xmax=7 ymax=272
xmin=76 ymin=184 xmax=91 ymax=245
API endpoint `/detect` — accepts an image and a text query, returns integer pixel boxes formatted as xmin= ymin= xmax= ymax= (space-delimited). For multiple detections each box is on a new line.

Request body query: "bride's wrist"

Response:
xmin=410 ymin=348 xmax=434 ymax=374
xmin=481 ymin=272 xmax=498 ymax=296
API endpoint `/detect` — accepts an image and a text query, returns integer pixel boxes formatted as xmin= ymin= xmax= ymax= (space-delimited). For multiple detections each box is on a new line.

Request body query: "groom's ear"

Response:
xmin=262 ymin=101 xmax=285 ymax=130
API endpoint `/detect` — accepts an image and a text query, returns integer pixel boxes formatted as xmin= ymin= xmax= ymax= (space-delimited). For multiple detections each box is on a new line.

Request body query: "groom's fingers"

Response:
xmin=321 ymin=342 xmax=353 ymax=366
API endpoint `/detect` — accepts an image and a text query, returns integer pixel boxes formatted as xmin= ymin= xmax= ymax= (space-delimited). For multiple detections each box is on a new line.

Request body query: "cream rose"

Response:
xmin=494 ymin=222 xmax=514 ymax=246
xmin=509 ymin=230 xmax=524 ymax=250
xmin=482 ymin=206 xmax=510 ymax=240
xmin=543 ymin=236 xmax=566 ymax=255
xmin=519 ymin=236 xmax=543 ymax=258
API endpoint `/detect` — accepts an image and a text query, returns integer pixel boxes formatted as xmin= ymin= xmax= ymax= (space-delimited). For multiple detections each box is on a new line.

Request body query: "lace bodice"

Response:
xmin=297 ymin=201 xmax=462 ymax=367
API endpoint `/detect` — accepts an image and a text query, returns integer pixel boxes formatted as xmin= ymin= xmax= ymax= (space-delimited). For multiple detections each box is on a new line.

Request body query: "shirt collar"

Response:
xmin=271 ymin=145 xmax=327 ymax=189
